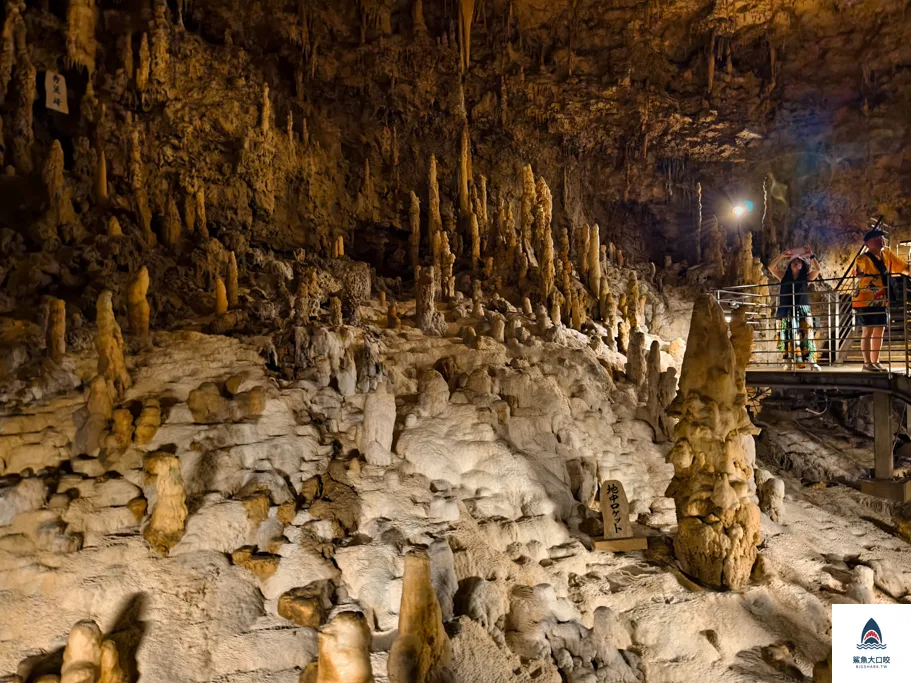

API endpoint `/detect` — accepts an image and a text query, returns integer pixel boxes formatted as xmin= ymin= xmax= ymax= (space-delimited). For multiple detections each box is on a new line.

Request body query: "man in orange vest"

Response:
xmin=852 ymin=227 xmax=911 ymax=372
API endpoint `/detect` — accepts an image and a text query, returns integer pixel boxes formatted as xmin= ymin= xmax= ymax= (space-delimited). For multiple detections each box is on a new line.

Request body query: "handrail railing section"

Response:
xmin=715 ymin=272 xmax=911 ymax=375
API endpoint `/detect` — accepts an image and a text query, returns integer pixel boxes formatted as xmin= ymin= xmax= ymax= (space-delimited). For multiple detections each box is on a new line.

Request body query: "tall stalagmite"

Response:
xmin=47 ymin=298 xmax=66 ymax=363
xmin=666 ymin=294 xmax=761 ymax=590
xmin=520 ymin=165 xmax=536 ymax=262
xmin=588 ymin=224 xmax=602 ymax=301
xmin=428 ymin=155 xmax=442 ymax=267
xmin=410 ymin=191 xmax=421 ymax=270
xmin=96 ymin=290 xmax=131 ymax=395
xmin=143 ymin=451 xmax=188 ymax=555
xmin=127 ymin=266 xmax=150 ymax=338
xmin=387 ymin=550 xmax=451 ymax=682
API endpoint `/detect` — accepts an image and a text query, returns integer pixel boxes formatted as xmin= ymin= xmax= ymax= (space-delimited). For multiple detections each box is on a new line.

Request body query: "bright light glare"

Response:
xmin=732 ymin=205 xmax=746 ymax=217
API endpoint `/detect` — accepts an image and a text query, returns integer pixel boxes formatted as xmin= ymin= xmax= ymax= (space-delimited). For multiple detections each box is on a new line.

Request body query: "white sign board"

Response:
xmin=832 ymin=604 xmax=911 ymax=682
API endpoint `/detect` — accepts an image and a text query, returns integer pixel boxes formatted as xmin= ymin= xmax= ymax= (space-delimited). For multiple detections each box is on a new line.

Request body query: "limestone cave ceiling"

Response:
xmin=0 ymin=0 xmax=909 ymax=275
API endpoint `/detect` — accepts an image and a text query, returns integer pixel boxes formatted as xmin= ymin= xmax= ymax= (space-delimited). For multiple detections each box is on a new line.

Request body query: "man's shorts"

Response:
xmin=856 ymin=306 xmax=888 ymax=327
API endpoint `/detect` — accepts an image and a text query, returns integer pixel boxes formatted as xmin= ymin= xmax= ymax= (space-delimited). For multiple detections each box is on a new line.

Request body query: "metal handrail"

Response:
xmin=715 ymin=273 xmax=911 ymax=374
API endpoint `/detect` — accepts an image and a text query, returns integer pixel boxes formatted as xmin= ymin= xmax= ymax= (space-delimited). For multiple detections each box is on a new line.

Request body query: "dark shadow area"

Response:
xmin=107 ymin=592 xmax=149 ymax=682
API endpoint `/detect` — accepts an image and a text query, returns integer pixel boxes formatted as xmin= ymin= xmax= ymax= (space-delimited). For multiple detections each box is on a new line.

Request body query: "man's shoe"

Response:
xmin=863 ymin=363 xmax=886 ymax=373
xmin=810 ymin=363 xmax=822 ymax=372
xmin=873 ymin=362 xmax=889 ymax=372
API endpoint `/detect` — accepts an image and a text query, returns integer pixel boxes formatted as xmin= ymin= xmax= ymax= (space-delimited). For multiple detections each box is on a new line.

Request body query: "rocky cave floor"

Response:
xmin=3 ymin=270 xmax=911 ymax=683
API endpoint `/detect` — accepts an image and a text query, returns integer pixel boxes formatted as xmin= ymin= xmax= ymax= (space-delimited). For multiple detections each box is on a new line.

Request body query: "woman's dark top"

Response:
xmin=775 ymin=268 xmax=810 ymax=319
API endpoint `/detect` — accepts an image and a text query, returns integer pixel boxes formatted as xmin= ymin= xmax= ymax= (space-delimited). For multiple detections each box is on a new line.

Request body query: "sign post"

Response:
xmin=593 ymin=479 xmax=648 ymax=552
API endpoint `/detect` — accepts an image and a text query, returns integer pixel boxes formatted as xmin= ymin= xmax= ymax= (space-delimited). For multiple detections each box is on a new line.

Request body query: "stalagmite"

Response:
xmin=428 ymin=155 xmax=442 ymax=267
xmin=626 ymin=272 xmax=640 ymax=329
xmin=605 ymin=293 xmax=618 ymax=349
xmin=127 ymin=266 xmax=150 ymax=338
xmin=695 ymin=181 xmax=703 ymax=263
xmin=761 ymin=173 xmax=778 ymax=258
xmin=227 ymin=252 xmax=239 ymax=309
xmin=12 ymin=26 xmax=35 ymax=175
xmin=41 ymin=141 xmax=76 ymax=245
xmin=107 ymin=216 xmax=122 ymax=237
xmin=479 ymin=175 xmax=488 ymax=250
xmin=415 ymin=266 xmax=446 ymax=336
xmin=61 ymin=620 xmax=102 ymax=683
xmin=183 ymin=182 xmax=196 ymax=234
xmin=94 ymin=149 xmax=107 ymax=203
xmin=143 ymin=451 xmax=188 ymax=555
xmin=47 ymin=298 xmax=66 ymax=363
xmin=533 ymin=176 xmax=551 ymax=256
xmin=96 ymin=290 xmax=131 ymax=395
xmin=520 ymin=165 xmax=536 ymax=259
xmin=588 ymin=224 xmax=601 ymax=300
xmin=470 ymin=212 xmax=481 ymax=270
xmin=130 ymin=129 xmax=155 ymax=246
xmin=330 ymin=297 xmax=343 ymax=326
xmin=163 ymin=196 xmax=182 ymax=248
xmin=387 ymin=550 xmax=451 ymax=682
xmin=666 ymin=294 xmax=761 ymax=590
xmin=412 ymin=0 xmax=426 ymax=35
xmin=136 ymin=33 xmax=150 ymax=92
xmin=196 ymin=185 xmax=208 ymax=239
xmin=215 ymin=277 xmax=228 ymax=316
xmin=458 ymin=125 xmax=472 ymax=220
xmin=558 ymin=227 xmax=572 ymax=298
xmin=387 ymin=304 xmax=401 ymax=329
xmin=707 ymin=217 xmax=724 ymax=278
xmin=617 ymin=249 xmax=624 ymax=269
xmin=410 ymin=191 xmax=421 ymax=269
xmin=303 ymin=611 xmax=375 ymax=683
xmin=65 ymin=0 xmax=97 ymax=73
xmin=729 ymin=306 xmax=752 ymax=403
xmin=98 ymin=639 xmax=124 ymax=683
xmin=441 ymin=233 xmax=455 ymax=300
xmin=735 ymin=232 xmax=756 ymax=285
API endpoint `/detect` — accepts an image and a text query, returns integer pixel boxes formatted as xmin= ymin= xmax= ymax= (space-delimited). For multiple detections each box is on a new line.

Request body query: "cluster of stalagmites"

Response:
xmin=4 ymin=619 xmax=125 ymax=683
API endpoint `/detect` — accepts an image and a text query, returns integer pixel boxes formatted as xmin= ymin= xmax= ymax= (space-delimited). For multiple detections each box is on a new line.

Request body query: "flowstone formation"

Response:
xmin=666 ymin=294 xmax=761 ymax=590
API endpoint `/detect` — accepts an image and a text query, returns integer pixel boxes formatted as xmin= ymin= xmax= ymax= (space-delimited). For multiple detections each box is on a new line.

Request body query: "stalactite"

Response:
xmin=0 ymin=1 xmax=24 ymax=104
xmin=121 ymin=30 xmax=133 ymax=79
xmin=65 ymin=0 xmax=97 ymax=73
xmin=457 ymin=0 xmax=475 ymax=73
xmin=707 ymin=32 xmax=716 ymax=94
xmin=761 ymin=173 xmax=778 ymax=259
xmin=12 ymin=24 xmax=35 ymax=175
xmin=150 ymin=1 xmax=170 ymax=89
xmin=136 ymin=33 xmax=150 ymax=92
xmin=412 ymin=0 xmax=426 ymax=34
xmin=408 ymin=190 xmax=422 ymax=270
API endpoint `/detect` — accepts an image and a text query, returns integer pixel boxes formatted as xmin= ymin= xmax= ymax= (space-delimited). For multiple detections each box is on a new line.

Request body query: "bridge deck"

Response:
xmin=746 ymin=366 xmax=911 ymax=402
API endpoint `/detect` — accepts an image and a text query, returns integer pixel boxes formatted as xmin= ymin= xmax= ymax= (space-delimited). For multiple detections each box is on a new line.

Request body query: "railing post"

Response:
xmin=904 ymin=275 xmax=909 ymax=376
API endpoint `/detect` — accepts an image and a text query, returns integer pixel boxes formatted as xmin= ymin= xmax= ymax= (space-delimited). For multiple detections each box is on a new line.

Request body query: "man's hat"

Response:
xmin=864 ymin=227 xmax=886 ymax=242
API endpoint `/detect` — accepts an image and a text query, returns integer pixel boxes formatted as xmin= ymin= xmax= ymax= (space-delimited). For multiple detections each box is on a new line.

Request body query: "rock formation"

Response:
xmin=302 ymin=611 xmax=375 ymax=683
xmin=143 ymin=451 xmax=188 ymax=555
xmin=227 ymin=252 xmax=239 ymax=309
xmin=127 ymin=267 xmax=150 ymax=338
xmin=46 ymin=297 xmax=66 ymax=363
xmin=95 ymin=290 xmax=131 ymax=395
xmin=387 ymin=549 xmax=451 ymax=683
xmin=666 ymin=294 xmax=761 ymax=590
